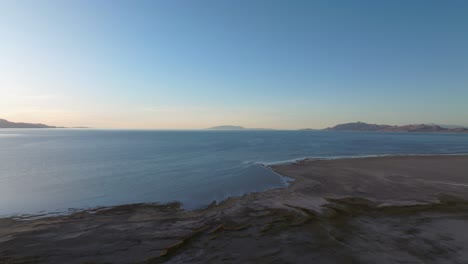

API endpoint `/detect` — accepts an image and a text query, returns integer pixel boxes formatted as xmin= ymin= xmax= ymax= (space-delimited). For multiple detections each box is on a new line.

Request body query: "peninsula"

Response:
xmin=0 ymin=118 xmax=58 ymax=128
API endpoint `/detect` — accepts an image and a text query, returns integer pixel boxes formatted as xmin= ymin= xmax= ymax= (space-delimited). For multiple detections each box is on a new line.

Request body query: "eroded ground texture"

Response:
xmin=1 ymin=155 xmax=468 ymax=264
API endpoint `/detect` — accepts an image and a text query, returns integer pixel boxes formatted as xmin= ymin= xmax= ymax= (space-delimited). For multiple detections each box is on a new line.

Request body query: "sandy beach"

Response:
xmin=1 ymin=155 xmax=468 ymax=264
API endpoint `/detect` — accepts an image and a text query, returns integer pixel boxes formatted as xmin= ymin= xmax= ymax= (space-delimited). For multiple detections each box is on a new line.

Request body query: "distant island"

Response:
xmin=325 ymin=122 xmax=468 ymax=133
xmin=207 ymin=125 xmax=273 ymax=130
xmin=0 ymin=118 xmax=58 ymax=128
xmin=208 ymin=125 xmax=245 ymax=130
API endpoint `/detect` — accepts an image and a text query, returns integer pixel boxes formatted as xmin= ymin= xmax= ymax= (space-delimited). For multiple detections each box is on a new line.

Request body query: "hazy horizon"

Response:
xmin=1 ymin=0 xmax=468 ymax=129
xmin=2 ymin=118 xmax=468 ymax=130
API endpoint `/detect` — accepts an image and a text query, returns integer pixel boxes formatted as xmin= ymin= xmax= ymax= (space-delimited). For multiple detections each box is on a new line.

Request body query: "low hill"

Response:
xmin=207 ymin=125 xmax=274 ymax=130
xmin=325 ymin=122 xmax=391 ymax=132
xmin=0 ymin=118 xmax=57 ymax=128
xmin=207 ymin=125 xmax=245 ymax=130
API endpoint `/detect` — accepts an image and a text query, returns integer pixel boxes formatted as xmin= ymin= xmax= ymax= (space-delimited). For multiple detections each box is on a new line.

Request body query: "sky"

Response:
xmin=0 ymin=0 xmax=467 ymax=129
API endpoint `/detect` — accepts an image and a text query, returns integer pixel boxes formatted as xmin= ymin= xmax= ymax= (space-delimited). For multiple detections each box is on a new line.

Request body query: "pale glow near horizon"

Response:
xmin=1 ymin=1 xmax=468 ymax=129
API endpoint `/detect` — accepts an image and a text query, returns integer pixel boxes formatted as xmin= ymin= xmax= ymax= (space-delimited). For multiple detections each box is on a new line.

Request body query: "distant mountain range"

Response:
xmin=207 ymin=125 xmax=273 ymax=130
xmin=0 ymin=118 xmax=58 ymax=128
xmin=325 ymin=122 xmax=468 ymax=133
xmin=425 ymin=123 xmax=468 ymax=129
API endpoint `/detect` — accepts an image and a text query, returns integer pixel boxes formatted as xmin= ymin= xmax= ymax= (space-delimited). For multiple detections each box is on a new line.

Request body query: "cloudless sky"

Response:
xmin=1 ymin=0 xmax=467 ymax=129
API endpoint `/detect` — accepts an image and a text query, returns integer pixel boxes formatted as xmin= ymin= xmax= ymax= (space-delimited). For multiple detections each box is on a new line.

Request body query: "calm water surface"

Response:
xmin=1 ymin=129 xmax=468 ymax=216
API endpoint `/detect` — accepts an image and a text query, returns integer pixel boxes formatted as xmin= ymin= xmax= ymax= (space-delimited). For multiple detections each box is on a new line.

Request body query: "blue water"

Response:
xmin=1 ymin=129 xmax=468 ymax=216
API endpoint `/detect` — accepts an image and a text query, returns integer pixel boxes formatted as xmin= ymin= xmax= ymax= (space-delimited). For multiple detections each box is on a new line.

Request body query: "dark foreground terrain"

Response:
xmin=1 ymin=155 xmax=468 ymax=264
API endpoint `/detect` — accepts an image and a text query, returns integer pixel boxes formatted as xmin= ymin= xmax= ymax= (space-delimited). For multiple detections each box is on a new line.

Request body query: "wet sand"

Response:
xmin=1 ymin=155 xmax=468 ymax=263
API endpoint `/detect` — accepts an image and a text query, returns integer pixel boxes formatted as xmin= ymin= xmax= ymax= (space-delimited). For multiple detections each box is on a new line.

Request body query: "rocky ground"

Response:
xmin=1 ymin=155 xmax=468 ymax=264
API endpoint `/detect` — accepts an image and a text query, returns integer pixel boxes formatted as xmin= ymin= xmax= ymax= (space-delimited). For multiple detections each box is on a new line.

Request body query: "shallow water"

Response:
xmin=1 ymin=129 xmax=468 ymax=216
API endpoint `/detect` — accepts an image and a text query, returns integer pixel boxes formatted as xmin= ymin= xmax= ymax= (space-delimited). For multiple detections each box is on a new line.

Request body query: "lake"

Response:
xmin=1 ymin=129 xmax=468 ymax=216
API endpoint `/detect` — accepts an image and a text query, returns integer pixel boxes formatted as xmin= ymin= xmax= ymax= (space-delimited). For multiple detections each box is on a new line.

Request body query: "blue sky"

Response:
xmin=1 ymin=0 xmax=467 ymax=129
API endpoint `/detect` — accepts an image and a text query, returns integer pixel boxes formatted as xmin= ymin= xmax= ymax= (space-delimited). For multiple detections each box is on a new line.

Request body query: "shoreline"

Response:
xmin=9 ymin=152 xmax=467 ymax=219
xmin=5 ymin=153 xmax=468 ymax=219
xmin=2 ymin=154 xmax=468 ymax=263
xmin=258 ymin=152 xmax=468 ymax=166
